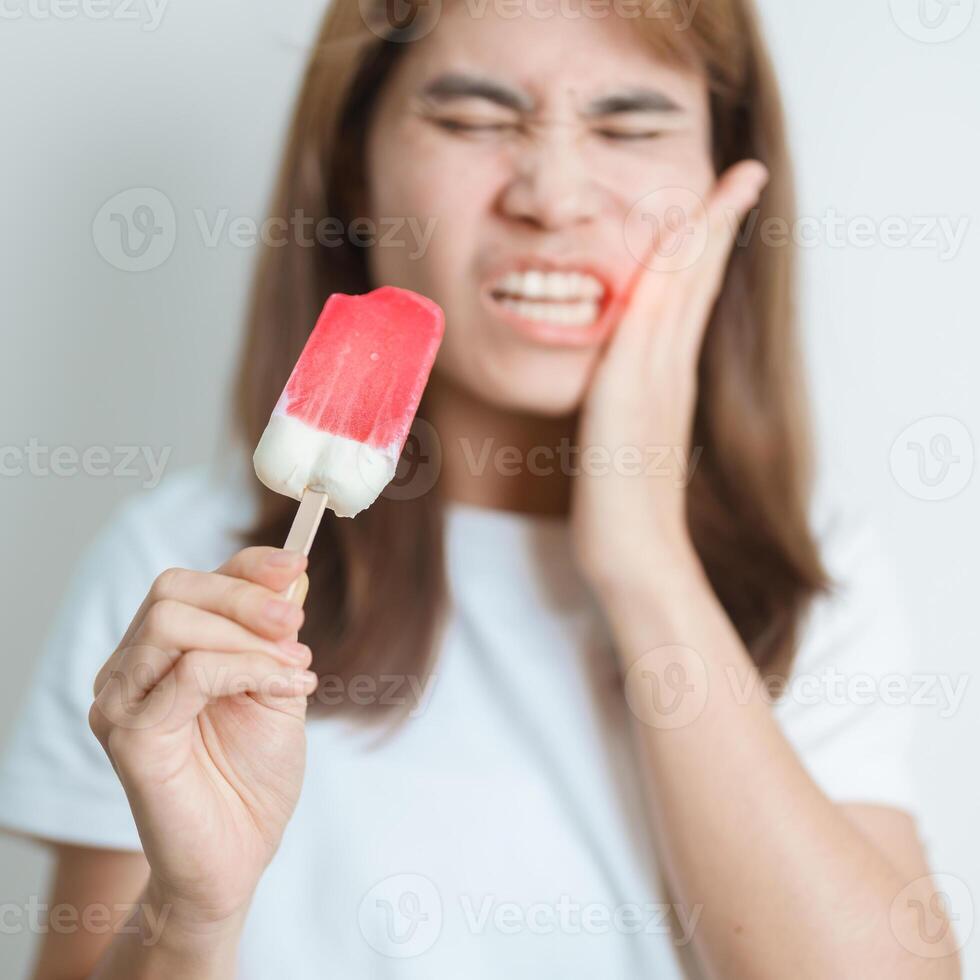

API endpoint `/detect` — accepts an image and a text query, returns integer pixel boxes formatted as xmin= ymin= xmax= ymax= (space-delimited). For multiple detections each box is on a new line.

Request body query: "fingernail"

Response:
xmin=278 ymin=640 xmax=311 ymax=663
xmin=267 ymin=550 xmax=302 ymax=567
xmin=290 ymin=670 xmax=318 ymax=689
xmin=265 ymin=598 xmax=302 ymax=625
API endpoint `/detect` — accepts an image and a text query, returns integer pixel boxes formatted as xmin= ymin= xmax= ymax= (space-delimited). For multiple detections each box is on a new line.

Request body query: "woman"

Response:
xmin=0 ymin=0 xmax=959 ymax=977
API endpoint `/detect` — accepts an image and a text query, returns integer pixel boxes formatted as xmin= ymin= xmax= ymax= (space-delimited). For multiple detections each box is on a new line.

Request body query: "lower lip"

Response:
xmin=481 ymin=289 xmax=616 ymax=348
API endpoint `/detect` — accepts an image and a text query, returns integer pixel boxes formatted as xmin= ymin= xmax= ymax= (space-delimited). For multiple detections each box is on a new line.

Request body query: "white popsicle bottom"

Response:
xmin=253 ymin=412 xmax=399 ymax=518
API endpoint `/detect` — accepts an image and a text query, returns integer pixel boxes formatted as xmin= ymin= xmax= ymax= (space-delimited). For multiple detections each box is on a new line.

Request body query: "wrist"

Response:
xmin=590 ymin=526 xmax=703 ymax=609
xmin=143 ymin=875 xmax=249 ymax=956
xmin=592 ymin=537 xmax=711 ymax=668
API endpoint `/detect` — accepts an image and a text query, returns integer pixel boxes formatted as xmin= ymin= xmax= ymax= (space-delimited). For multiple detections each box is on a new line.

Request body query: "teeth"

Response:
xmin=492 ymin=269 xmax=605 ymax=303
xmin=496 ymin=297 xmax=600 ymax=327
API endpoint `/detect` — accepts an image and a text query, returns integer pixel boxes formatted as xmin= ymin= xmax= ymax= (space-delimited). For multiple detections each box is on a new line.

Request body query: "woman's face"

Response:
xmin=365 ymin=0 xmax=714 ymax=417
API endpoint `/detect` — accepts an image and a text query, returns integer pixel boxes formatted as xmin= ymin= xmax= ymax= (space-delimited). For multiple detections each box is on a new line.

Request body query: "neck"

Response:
xmin=424 ymin=373 xmax=576 ymax=517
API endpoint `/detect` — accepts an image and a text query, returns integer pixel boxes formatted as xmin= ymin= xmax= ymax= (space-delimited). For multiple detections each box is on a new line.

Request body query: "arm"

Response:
xmin=36 ymin=547 xmax=317 ymax=980
xmin=30 ymin=845 xmax=148 ymax=980
xmin=570 ymin=160 xmax=959 ymax=979
xmin=599 ymin=557 xmax=959 ymax=979
xmin=30 ymin=845 xmax=243 ymax=980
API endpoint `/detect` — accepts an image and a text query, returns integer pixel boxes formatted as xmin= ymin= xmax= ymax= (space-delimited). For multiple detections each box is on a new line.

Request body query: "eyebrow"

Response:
xmin=419 ymin=73 xmax=534 ymax=112
xmin=584 ymin=88 xmax=682 ymax=116
xmin=418 ymin=72 xmax=682 ymax=116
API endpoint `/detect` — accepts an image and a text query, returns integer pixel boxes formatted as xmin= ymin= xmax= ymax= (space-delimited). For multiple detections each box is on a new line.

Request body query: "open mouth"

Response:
xmin=487 ymin=269 xmax=608 ymax=329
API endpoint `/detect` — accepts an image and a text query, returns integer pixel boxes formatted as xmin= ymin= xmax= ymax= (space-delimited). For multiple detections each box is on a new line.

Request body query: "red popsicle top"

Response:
xmin=279 ymin=286 xmax=445 ymax=452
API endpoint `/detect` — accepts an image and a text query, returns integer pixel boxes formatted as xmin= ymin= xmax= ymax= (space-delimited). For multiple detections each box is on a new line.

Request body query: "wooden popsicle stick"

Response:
xmin=282 ymin=489 xmax=329 ymax=601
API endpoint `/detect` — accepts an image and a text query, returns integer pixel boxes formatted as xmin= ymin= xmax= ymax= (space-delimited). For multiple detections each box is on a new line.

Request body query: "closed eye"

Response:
xmin=594 ymin=128 xmax=665 ymax=141
xmin=434 ymin=118 xmax=518 ymax=135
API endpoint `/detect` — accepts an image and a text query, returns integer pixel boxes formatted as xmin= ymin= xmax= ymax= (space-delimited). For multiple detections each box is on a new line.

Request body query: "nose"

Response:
xmin=496 ymin=127 xmax=602 ymax=233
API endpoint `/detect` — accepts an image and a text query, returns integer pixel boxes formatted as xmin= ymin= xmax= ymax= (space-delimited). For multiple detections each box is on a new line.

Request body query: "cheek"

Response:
xmin=368 ymin=129 xmax=506 ymax=290
xmin=371 ymin=122 xmax=500 ymax=221
xmin=593 ymin=141 xmax=715 ymax=202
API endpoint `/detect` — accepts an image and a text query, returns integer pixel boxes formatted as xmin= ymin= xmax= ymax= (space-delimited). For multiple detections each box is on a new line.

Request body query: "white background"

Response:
xmin=1 ymin=0 xmax=978 ymax=975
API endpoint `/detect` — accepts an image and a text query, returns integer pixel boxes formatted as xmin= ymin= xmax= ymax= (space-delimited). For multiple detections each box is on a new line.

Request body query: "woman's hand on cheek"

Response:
xmin=570 ymin=159 xmax=769 ymax=601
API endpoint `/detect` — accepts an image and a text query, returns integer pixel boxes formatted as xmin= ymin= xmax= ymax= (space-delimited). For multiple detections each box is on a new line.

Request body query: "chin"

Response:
xmin=461 ymin=355 xmax=591 ymax=419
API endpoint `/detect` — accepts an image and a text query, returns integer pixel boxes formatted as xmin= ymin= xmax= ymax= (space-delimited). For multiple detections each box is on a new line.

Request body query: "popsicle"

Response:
xmin=253 ymin=285 xmax=445 ymax=557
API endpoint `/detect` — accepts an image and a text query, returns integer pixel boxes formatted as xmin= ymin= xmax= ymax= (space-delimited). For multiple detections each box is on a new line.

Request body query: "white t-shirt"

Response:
xmin=0 ymin=461 xmax=922 ymax=978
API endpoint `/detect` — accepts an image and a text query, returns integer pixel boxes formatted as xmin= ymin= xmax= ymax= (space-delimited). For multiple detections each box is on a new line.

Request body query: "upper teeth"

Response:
xmin=492 ymin=269 xmax=605 ymax=302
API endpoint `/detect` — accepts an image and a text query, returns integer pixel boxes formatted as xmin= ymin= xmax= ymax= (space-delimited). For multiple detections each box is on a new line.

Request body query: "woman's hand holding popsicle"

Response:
xmin=89 ymin=548 xmax=315 ymax=954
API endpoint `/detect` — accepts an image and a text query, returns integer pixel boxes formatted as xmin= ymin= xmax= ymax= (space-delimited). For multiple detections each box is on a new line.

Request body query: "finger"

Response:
xmin=94 ymin=650 xmax=317 ymax=737
xmin=603 ymin=187 xmax=713 ymax=367
xmin=143 ymin=568 xmax=305 ymax=642
xmin=596 ymin=162 xmax=768 ymax=398
xmin=290 ymin=572 xmax=310 ymax=611
xmin=94 ymin=599 xmax=309 ymax=697
xmin=672 ymin=160 xmax=768 ymax=361
xmin=697 ymin=159 xmax=768 ymax=281
xmin=216 ymin=547 xmax=308 ymax=591
xmin=113 ymin=549 xmax=307 ymax=656
xmin=165 ymin=650 xmax=316 ymax=734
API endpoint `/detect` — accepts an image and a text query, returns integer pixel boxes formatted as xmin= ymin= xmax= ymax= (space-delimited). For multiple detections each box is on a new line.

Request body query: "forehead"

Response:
xmin=397 ymin=0 xmax=705 ymax=107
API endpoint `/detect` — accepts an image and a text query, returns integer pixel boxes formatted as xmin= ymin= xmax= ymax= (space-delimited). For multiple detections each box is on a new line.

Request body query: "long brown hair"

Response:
xmin=234 ymin=0 xmax=829 ymax=718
